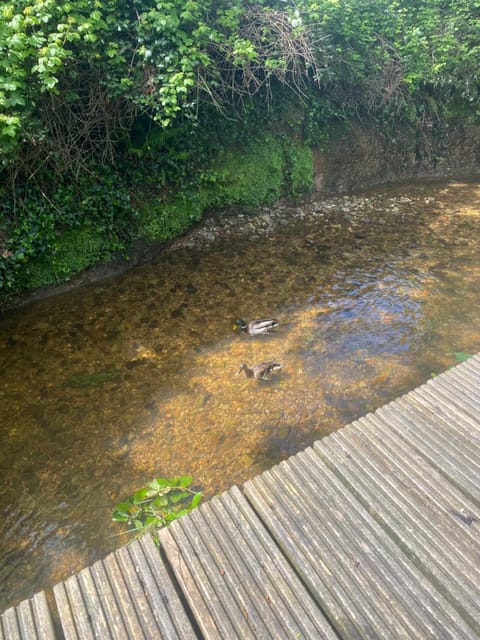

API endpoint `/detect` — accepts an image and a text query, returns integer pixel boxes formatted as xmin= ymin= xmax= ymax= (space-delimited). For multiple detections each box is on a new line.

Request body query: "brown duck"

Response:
xmin=237 ymin=361 xmax=283 ymax=380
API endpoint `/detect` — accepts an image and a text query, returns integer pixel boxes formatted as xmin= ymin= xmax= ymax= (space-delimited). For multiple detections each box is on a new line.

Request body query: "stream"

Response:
xmin=1 ymin=177 xmax=480 ymax=610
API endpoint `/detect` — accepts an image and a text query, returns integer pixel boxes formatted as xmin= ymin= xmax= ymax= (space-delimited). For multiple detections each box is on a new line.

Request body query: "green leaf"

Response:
xmin=2 ymin=125 xmax=17 ymax=138
xmin=454 ymin=352 xmax=472 ymax=363
xmin=133 ymin=488 xmax=149 ymax=502
xmin=152 ymin=496 xmax=169 ymax=508
xmin=114 ymin=501 xmax=133 ymax=513
xmin=191 ymin=492 xmax=203 ymax=508
xmin=169 ymin=490 xmax=189 ymax=504
xmin=177 ymin=475 xmax=193 ymax=488
xmin=112 ymin=512 xmax=130 ymax=523
xmin=154 ymin=477 xmax=175 ymax=488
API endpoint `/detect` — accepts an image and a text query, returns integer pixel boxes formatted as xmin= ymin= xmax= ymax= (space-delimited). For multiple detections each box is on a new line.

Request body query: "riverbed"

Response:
xmin=1 ymin=177 xmax=480 ymax=610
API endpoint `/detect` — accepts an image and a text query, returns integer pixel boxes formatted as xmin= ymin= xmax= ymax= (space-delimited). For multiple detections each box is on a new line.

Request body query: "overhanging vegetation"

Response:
xmin=1 ymin=0 xmax=479 ymax=302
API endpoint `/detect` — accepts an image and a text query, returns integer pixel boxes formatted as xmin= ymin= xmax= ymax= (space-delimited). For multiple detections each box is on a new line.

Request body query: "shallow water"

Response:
xmin=1 ymin=178 xmax=480 ymax=610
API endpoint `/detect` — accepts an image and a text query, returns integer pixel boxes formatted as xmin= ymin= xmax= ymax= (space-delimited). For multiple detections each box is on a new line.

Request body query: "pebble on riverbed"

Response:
xmin=170 ymin=192 xmax=422 ymax=250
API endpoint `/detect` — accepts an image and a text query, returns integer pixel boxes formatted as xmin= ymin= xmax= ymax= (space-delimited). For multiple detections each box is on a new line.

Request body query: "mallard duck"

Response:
xmin=237 ymin=361 xmax=283 ymax=380
xmin=233 ymin=318 xmax=279 ymax=335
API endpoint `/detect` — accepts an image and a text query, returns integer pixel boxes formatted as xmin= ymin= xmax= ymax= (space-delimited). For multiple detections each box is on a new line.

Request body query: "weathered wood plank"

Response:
xmin=395 ymin=392 xmax=480 ymax=462
xmin=223 ymin=487 xmax=336 ymax=637
xmin=0 ymin=592 xmax=56 ymax=640
xmin=413 ymin=382 xmax=480 ymax=436
xmin=0 ymin=607 xmax=21 ymax=640
xmin=407 ymin=366 xmax=480 ymax=446
xmin=330 ymin=414 xmax=479 ymax=556
xmin=160 ymin=520 xmax=240 ymax=639
xmin=54 ymin=535 xmax=196 ymax=639
xmin=315 ymin=421 xmax=480 ymax=635
xmin=447 ymin=359 xmax=480 ymax=406
xmin=54 ymin=574 xmax=95 ymax=640
xmin=422 ymin=368 xmax=480 ymax=434
xmin=160 ymin=485 xmax=337 ymax=639
xmin=128 ymin=535 xmax=197 ymax=638
xmin=443 ymin=354 xmax=480 ymax=398
xmin=375 ymin=400 xmax=480 ymax=504
xmin=97 ymin=545 xmax=143 ymax=638
xmin=245 ymin=443 xmax=479 ymax=640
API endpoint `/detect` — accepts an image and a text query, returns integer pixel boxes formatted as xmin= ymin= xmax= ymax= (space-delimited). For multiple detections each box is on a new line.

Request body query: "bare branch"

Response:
xmin=196 ymin=7 xmax=328 ymax=113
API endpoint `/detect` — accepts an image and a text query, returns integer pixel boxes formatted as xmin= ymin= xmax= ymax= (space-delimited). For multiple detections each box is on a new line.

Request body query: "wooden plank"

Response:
xmin=186 ymin=502 xmax=280 ymax=638
xmin=396 ymin=391 xmax=480 ymax=460
xmin=315 ymin=421 xmax=480 ymax=635
xmin=332 ymin=413 xmax=480 ymax=559
xmin=160 ymin=486 xmax=337 ymax=639
xmin=127 ymin=535 xmax=197 ymax=639
xmin=452 ymin=353 xmax=480 ymax=388
xmin=423 ymin=370 xmax=480 ymax=433
xmin=376 ymin=399 xmax=480 ymax=504
xmin=245 ymin=470 xmax=392 ymax=639
xmin=0 ymin=607 xmax=22 ymax=640
xmin=159 ymin=527 xmax=225 ymax=639
xmin=160 ymin=518 xmax=248 ymax=638
xmin=87 ymin=557 xmax=131 ymax=638
xmin=0 ymin=592 xmax=56 ymax=640
xmin=414 ymin=383 xmax=480 ymax=437
xmin=115 ymin=544 xmax=165 ymax=638
xmin=245 ymin=445 xmax=478 ymax=640
xmin=431 ymin=375 xmax=480 ymax=435
xmin=54 ymin=536 xmax=196 ymax=639
xmin=51 ymin=583 xmax=76 ymax=640
xmin=219 ymin=487 xmax=337 ymax=638
xmin=406 ymin=364 xmax=480 ymax=447
xmin=99 ymin=544 xmax=146 ymax=638
xmin=448 ymin=358 xmax=480 ymax=403
xmin=31 ymin=593 xmax=57 ymax=640
xmin=54 ymin=575 xmax=95 ymax=640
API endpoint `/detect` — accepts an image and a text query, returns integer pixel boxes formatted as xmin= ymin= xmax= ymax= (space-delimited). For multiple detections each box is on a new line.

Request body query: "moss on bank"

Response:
xmin=3 ymin=136 xmax=313 ymax=303
xmin=19 ymin=225 xmax=109 ymax=290
xmin=138 ymin=135 xmax=313 ymax=244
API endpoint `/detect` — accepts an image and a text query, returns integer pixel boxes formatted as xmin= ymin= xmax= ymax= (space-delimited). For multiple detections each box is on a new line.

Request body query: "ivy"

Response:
xmin=1 ymin=0 xmax=480 ymax=302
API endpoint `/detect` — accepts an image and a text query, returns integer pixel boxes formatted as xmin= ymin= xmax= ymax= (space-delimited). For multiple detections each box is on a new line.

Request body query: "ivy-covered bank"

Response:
xmin=2 ymin=133 xmax=313 ymax=298
xmin=137 ymin=135 xmax=313 ymax=244
xmin=1 ymin=0 xmax=480 ymax=304
xmin=7 ymin=118 xmax=480 ymax=305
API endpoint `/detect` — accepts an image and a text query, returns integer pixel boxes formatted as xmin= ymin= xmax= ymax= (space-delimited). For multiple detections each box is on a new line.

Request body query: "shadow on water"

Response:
xmin=1 ymin=178 xmax=480 ymax=609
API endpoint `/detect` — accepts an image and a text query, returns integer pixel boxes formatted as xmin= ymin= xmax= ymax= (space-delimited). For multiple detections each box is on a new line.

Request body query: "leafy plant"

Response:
xmin=112 ymin=475 xmax=202 ymax=544
xmin=453 ymin=351 xmax=472 ymax=363
xmin=430 ymin=351 xmax=472 ymax=377
xmin=2 ymin=0 xmax=480 ymax=303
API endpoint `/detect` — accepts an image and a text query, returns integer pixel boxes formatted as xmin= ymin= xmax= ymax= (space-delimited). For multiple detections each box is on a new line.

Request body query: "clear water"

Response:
xmin=1 ymin=178 xmax=479 ymax=610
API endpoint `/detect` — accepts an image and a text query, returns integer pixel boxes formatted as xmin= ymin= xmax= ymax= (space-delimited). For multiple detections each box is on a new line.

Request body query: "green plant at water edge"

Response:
xmin=453 ymin=352 xmax=472 ymax=364
xmin=430 ymin=351 xmax=472 ymax=377
xmin=112 ymin=476 xmax=202 ymax=544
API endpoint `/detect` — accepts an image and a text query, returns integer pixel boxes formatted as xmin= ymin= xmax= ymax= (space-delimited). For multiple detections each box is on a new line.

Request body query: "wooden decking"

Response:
xmin=2 ymin=353 xmax=480 ymax=639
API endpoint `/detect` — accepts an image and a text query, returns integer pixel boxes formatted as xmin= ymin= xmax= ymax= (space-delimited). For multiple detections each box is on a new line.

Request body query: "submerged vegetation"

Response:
xmin=1 ymin=0 xmax=479 ymax=302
